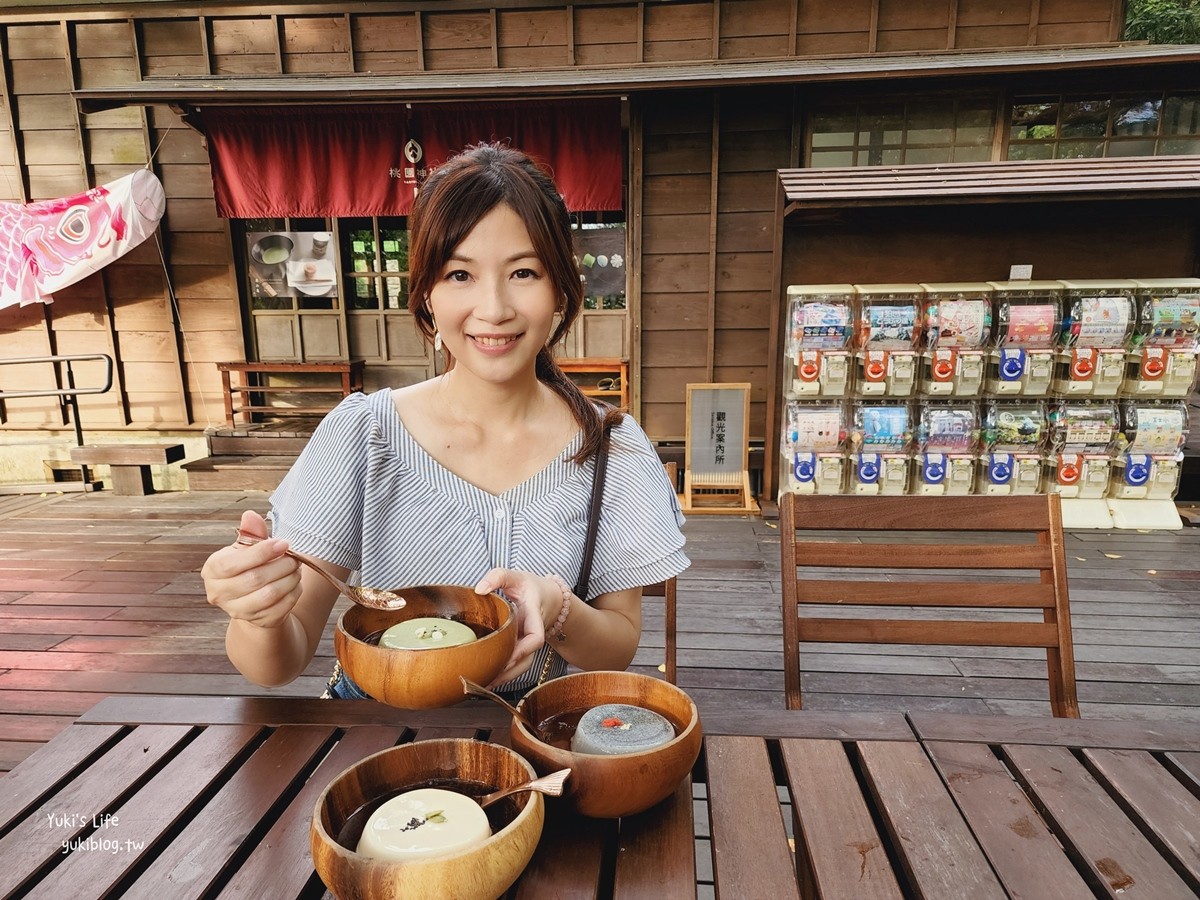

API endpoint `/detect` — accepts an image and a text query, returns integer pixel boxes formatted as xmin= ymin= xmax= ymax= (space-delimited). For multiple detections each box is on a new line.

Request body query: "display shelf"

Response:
xmin=558 ymin=357 xmax=629 ymax=409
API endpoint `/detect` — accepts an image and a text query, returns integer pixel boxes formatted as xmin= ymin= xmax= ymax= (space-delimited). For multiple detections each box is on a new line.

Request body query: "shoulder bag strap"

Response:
xmin=573 ymin=425 xmax=611 ymax=601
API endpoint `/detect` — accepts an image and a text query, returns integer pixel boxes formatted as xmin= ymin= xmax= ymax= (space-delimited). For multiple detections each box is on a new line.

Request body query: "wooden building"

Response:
xmin=1 ymin=0 xmax=1198 ymax=495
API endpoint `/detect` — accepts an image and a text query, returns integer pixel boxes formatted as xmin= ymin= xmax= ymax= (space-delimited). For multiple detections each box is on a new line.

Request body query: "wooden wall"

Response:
xmin=636 ymin=86 xmax=796 ymax=441
xmin=0 ymin=0 xmax=1125 ymax=439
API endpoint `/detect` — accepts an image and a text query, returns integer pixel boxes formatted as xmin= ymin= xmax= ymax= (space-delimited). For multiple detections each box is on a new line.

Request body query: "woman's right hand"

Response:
xmin=201 ymin=510 xmax=303 ymax=629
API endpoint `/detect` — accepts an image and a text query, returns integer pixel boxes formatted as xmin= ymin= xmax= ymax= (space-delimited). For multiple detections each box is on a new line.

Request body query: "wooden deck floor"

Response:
xmin=1 ymin=490 xmax=1198 ymax=773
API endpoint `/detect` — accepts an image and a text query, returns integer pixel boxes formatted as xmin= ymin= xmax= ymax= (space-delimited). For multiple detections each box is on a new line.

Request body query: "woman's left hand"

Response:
xmin=474 ymin=567 xmax=558 ymax=686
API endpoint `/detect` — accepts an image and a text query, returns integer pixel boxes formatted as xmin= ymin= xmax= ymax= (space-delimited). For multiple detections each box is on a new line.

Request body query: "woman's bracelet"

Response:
xmin=544 ymin=574 xmax=573 ymax=642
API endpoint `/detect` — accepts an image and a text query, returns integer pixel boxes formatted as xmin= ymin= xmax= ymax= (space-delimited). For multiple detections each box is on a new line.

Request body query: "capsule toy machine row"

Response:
xmin=977 ymin=400 xmax=1048 ymax=495
xmin=912 ymin=402 xmax=979 ymax=496
xmin=1053 ymin=280 xmax=1137 ymax=397
xmin=918 ymin=283 xmax=993 ymax=398
xmin=784 ymin=285 xmax=855 ymax=399
xmin=1124 ymin=279 xmax=1200 ymax=398
xmin=847 ymin=401 xmax=912 ymax=495
xmin=986 ymin=281 xmax=1062 ymax=397
xmin=780 ymin=401 xmax=848 ymax=497
xmin=852 ymin=284 xmax=922 ymax=397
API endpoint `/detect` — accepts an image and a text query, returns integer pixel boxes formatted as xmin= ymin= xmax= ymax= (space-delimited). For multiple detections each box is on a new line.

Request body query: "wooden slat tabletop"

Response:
xmin=1 ymin=697 xmax=1197 ymax=899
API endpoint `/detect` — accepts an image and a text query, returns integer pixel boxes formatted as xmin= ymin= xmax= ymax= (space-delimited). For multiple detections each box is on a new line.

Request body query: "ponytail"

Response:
xmin=536 ymin=347 xmax=624 ymax=463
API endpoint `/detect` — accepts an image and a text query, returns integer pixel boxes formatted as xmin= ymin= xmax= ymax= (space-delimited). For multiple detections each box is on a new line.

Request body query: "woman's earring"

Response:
xmin=434 ymin=331 xmax=442 ymax=353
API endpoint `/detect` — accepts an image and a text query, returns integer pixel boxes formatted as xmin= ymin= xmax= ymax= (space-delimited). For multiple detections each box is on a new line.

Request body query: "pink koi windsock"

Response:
xmin=1 ymin=168 xmax=166 ymax=310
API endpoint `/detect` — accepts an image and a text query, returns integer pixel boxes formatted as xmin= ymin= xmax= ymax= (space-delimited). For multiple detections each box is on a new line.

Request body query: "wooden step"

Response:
xmin=182 ymin=455 xmax=296 ymax=492
xmin=207 ymin=434 xmax=310 ymax=455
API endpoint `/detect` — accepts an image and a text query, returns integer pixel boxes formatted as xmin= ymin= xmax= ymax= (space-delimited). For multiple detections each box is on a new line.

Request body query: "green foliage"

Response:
xmin=1125 ymin=0 xmax=1200 ymax=44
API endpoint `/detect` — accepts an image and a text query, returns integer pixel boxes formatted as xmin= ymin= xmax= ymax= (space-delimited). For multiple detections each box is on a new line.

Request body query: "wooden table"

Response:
xmin=1 ymin=697 xmax=1197 ymax=899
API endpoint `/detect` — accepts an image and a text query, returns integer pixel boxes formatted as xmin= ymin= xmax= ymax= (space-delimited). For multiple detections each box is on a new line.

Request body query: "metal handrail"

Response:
xmin=0 ymin=353 xmax=115 ymax=450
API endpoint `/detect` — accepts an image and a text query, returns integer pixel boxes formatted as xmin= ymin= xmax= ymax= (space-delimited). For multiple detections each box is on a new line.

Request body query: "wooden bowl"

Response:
xmin=311 ymin=738 xmax=544 ymax=900
xmin=335 ymin=586 xmax=515 ymax=709
xmin=509 ymin=670 xmax=702 ymax=818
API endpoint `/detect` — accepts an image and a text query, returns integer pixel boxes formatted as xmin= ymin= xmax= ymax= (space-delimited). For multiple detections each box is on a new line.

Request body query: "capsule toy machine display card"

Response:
xmin=1126 ymin=280 xmax=1200 ymax=398
xmin=986 ymin=282 xmax=1062 ymax=396
xmin=918 ymin=283 xmax=993 ymax=398
xmin=852 ymin=285 xmax=921 ymax=397
xmin=1054 ymin=281 xmax=1136 ymax=397
xmin=781 ymin=401 xmax=846 ymax=496
xmin=849 ymin=402 xmax=911 ymax=495
xmin=978 ymin=401 xmax=1047 ymax=495
xmin=1046 ymin=401 xmax=1118 ymax=499
xmin=786 ymin=285 xmax=855 ymax=398
xmin=913 ymin=402 xmax=978 ymax=495
xmin=1109 ymin=401 xmax=1188 ymax=501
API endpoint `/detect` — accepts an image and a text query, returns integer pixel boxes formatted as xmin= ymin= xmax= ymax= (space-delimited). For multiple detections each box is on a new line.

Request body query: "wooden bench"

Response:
xmin=217 ymin=361 xmax=365 ymax=426
xmin=69 ymin=443 xmax=186 ymax=496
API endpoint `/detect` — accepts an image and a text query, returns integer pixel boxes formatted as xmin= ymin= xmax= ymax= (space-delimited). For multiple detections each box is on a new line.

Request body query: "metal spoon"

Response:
xmin=233 ymin=530 xmax=406 ymax=611
xmin=460 ymin=677 xmax=537 ymax=733
xmin=477 ymin=768 xmax=570 ymax=809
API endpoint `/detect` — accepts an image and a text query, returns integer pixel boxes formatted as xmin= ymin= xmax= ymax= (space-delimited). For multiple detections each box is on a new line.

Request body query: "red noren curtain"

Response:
xmin=200 ymin=99 xmax=622 ymax=218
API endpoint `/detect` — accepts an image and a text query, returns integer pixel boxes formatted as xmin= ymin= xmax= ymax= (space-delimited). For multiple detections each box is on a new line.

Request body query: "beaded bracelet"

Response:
xmin=545 ymin=574 xmax=573 ymax=642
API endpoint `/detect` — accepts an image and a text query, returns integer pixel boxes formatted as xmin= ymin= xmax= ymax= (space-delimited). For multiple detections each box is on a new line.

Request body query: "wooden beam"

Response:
xmin=1029 ymin=0 xmax=1041 ymax=46
xmin=200 ymin=16 xmax=213 ymax=76
xmin=628 ymin=98 xmax=644 ymax=421
xmin=711 ymin=0 xmax=720 ymax=60
xmin=706 ymin=93 xmax=719 ymax=379
xmin=566 ymin=4 xmax=575 ymax=67
xmin=0 ymin=26 xmax=29 ymax=203
xmin=490 ymin=8 xmax=499 ymax=69
xmin=636 ymin=1 xmax=644 ymax=64
xmin=415 ymin=10 xmax=425 ymax=71
xmin=868 ymin=0 xmax=879 ymax=53
xmin=343 ymin=12 xmax=355 ymax=72
xmin=947 ymin=0 xmax=958 ymax=50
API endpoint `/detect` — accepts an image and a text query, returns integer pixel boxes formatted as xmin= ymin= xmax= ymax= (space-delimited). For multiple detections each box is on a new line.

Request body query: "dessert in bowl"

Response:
xmin=311 ymin=738 xmax=543 ymax=900
xmin=508 ymin=670 xmax=702 ymax=818
xmin=335 ymin=585 xmax=515 ymax=709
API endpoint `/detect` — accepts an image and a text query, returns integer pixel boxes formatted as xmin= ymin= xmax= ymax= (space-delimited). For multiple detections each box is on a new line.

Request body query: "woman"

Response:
xmin=201 ymin=144 xmax=688 ymax=701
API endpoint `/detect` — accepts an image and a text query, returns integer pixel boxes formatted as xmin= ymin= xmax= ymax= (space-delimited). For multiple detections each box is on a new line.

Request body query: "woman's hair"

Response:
xmin=407 ymin=142 xmax=621 ymax=462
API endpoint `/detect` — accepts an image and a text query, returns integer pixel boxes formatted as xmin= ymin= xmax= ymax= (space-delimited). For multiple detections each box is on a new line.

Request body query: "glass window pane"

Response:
xmin=385 ymin=274 xmax=409 ymax=310
xmin=858 ymin=104 xmax=904 ymax=146
xmin=811 ymin=109 xmax=857 ymax=147
xmin=349 ymin=278 xmax=379 ymax=310
xmin=1060 ymin=99 xmax=1110 ymax=138
xmin=955 ymin=103 xmax=996 ymax=147
xmin=1106 ymin=138 xmax=1156 ymax=157
xmin=880 ymin=148 xmax=903 ymax=165
xmin=1162 ymin=93 xmax=1200 ymax=135
xmin=1011 ymin=101 xmax=1059 ymax=141
xmin=904 ymin=146 xmax=952 ymax=164
xmin=1056 ymin=140 xmax=1105 ymax=159
xmin=1112 ymin=97 xmax=1161 ymax=136
xmin=810 ymin=149 xmax=856 ymax=167
xmin=1007 ymin=142 xmax=1054 ymax=161
xmin=952 ymin=144 xmax=993 ymax=162
xmin=1160 ymin=136 xmax=1200 ymax=155
xmin=906 ymin=101 xmax=955 ymax=144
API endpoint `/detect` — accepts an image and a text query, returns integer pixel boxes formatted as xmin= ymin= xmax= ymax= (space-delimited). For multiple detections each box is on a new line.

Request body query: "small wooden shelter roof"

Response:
xmin=74 ymin=42 xmax=1200 ymax=112
xmin=780 ymin=156 xmax=1200 ymax=216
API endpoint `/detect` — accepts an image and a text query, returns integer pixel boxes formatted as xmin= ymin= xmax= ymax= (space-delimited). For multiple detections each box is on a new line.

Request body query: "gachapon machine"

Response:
xmin=1125 ymin=279 xmax=1200 ymax=398
xmin=986 ymin=281 xmax=1062 ymax=396
xmin=918 ymin=282 xmax=992 ymax=397
xmin=852 ymin=284 xmax=921 ymax=397
xmin=785 ymin=285 xmax=855 ymax=398
xmin=977 ymin=401 xmax=1047 ymax=495
xmin=912 ymin=402 xmax=978 ymax=495
xmin=1046 ymin=400 xmax=1119 ymax=528
xmin=848 ymin=401 xmax=911 ymax=495
xmin=780 ymin=401 xmax=847 ymax=496
xmin=1053 ymin=280 xmax=1136 ymax=397
xmin=1107 ymin=400 xmax=1188 ymax=530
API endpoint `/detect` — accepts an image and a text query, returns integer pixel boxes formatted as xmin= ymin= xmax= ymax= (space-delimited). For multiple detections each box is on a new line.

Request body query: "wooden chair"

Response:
xmin=645 ymin=461 xmax=679 ymax=684
xmin=779 ymin=493 xmax=1080 ymax=717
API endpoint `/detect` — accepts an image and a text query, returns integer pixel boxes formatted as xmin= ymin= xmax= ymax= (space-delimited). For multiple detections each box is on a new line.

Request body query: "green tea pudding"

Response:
xmin=356 ymin=788 xmax=491 ymax=861
xmin=380 ymin=617 xmax=477 ymax=650
xmin=570 ymin=703 xmax=676 ymax=755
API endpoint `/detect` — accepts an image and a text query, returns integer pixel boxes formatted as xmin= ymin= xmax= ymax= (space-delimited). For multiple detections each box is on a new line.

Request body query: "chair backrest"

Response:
xmin=780 ymin=493 xmax=1080 ymax=717
xmin=644 ymin=461 xmax=680 ymax=684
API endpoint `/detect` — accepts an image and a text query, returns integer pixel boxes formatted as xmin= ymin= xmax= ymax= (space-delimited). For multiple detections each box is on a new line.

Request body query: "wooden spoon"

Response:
xmin=234 ymin=530 xmax=406 ymax=611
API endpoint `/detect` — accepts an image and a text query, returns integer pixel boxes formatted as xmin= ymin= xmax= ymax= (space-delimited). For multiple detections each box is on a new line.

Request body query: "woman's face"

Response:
xmin=428 ymin=203 xmax=559 ymax=387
